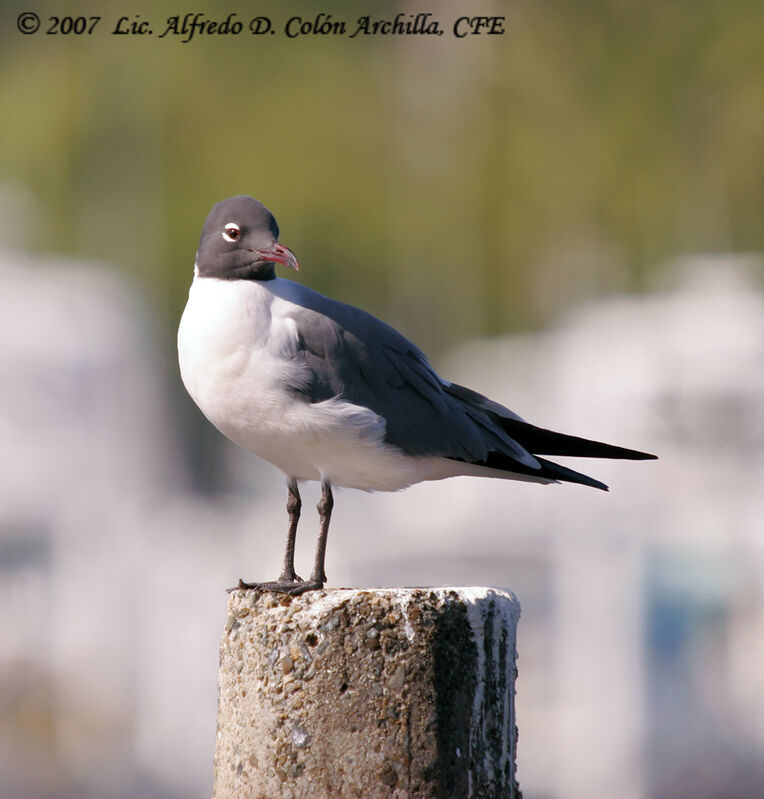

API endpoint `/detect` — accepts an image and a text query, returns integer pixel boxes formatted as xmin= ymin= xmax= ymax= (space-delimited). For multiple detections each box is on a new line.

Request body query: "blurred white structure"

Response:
xmin=1 ymin=249 xmax=762 ymax=799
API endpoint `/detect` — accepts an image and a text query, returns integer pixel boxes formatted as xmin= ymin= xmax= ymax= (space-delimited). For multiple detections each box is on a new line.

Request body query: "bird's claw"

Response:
xmin=228 ymin=577 xmax=325 ymax=596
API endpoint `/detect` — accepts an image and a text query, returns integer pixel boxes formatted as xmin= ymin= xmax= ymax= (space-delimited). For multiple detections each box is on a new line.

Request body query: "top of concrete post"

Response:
xmin=214 ymin=586 xmax=521 ymax=799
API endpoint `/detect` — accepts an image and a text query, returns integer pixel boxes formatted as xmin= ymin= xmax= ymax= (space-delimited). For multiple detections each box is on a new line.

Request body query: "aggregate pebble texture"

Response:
xmin=213 ymin=587 xmax=521 ymax=799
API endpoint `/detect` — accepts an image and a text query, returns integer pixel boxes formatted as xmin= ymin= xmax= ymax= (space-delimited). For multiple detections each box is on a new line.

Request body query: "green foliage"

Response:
xmin=1 ymin=0 xmax=762 ymax=353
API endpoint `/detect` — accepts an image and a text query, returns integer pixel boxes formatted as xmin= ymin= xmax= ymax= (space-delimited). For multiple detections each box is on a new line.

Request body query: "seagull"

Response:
xmin=178 ymin=196 xmax=656 ymax=595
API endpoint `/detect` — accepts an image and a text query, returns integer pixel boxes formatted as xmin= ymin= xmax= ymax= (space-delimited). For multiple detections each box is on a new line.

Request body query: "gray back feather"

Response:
xmin=274 ymin=281 xmax=539 ymax=469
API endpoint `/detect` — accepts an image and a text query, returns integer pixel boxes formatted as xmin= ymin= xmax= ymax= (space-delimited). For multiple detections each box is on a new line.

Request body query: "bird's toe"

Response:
xmin=227 ymin=577 xmax=323 ymax=595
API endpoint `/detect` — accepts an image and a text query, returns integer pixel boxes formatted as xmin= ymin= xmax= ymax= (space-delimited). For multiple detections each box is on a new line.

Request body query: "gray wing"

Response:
xmin=281 ymin=285 xmax=540 ymax=469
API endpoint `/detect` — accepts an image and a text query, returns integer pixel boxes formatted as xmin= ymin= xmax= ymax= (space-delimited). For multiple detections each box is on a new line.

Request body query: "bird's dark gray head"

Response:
xmin=195 ymin=195 xmax=299 ymax=281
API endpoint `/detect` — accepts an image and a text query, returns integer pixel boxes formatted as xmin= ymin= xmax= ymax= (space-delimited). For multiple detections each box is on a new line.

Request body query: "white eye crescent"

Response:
xmin=222 ymin=223 xmax=240 ymax=243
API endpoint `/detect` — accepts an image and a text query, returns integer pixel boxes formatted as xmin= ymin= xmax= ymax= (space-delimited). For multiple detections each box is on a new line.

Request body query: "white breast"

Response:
xmin=177 ymin=273 xmax=311 ymax=449
xmin=177 ymin=274 xmax=429 ymax=490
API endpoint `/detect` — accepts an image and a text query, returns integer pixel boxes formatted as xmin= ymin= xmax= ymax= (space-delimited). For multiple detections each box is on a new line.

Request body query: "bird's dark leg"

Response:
xmin=231 ymin=479 xmax=331 ymax=596
xmin=309 ymin=480 xmax=333 ymax=586
xmin=278 ymin=478 xmax=302 ymax=582
xmin=232 ymin=478 xmax=305 ymax=593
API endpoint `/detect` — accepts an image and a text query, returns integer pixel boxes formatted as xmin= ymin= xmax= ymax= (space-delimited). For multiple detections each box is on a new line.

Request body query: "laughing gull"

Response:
xmin=178 ymin=196 xmax=656 ymax=594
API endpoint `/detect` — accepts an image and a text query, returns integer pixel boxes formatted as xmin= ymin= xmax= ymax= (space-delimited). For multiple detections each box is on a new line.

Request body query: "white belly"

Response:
xmin=177 ymin=275 xmax=453 ymax=491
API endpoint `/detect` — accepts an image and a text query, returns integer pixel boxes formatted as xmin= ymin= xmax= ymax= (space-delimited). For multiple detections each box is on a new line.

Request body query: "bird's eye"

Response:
xmin=222 ymin=223 xmax=240 ymax=243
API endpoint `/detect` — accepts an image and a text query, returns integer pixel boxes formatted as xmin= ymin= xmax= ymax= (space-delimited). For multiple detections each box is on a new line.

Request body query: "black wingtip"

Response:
xmin=534 ymin=456 xmax=610 ymax=491
xmin=631 ymin=451 xmax=658 ymax=461
xmin=498 ymin=418 xmax=659 ymax=461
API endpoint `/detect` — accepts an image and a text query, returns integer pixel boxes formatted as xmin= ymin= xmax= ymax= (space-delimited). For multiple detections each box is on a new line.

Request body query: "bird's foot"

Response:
xmin=228 ymin=577 xmax=325 ymax=596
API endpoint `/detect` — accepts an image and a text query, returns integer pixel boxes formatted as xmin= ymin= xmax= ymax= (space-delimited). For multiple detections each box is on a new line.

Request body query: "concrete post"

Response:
xmin=213 ymin=587 xmax=520 ymax=799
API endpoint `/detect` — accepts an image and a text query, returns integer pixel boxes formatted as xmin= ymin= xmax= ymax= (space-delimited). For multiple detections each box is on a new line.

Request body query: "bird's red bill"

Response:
xmin=255 ymin=243 xmax=300 ymax=271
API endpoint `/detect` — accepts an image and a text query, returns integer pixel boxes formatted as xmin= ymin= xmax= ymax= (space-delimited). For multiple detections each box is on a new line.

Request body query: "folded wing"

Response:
xmin=281 ymin=285 xmax=655 ymax=491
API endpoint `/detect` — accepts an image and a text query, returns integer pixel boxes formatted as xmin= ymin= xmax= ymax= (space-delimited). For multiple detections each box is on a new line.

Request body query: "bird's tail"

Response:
xmin=443 ymin=381 xmax=657 ymax=490
xmin=462 ymin=449 xmax=611 ymax=491
xmin=444 ymin=381 xmax=656 ymax=461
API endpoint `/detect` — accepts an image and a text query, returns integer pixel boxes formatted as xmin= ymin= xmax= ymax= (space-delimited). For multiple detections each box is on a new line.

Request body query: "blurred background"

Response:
xmin=1 ymin=1 xmax=763 ymax=797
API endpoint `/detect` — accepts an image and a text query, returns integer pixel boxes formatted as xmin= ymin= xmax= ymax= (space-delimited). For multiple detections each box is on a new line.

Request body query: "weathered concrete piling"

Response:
xmin=213 ymin=587 xmax=520 ymax=799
